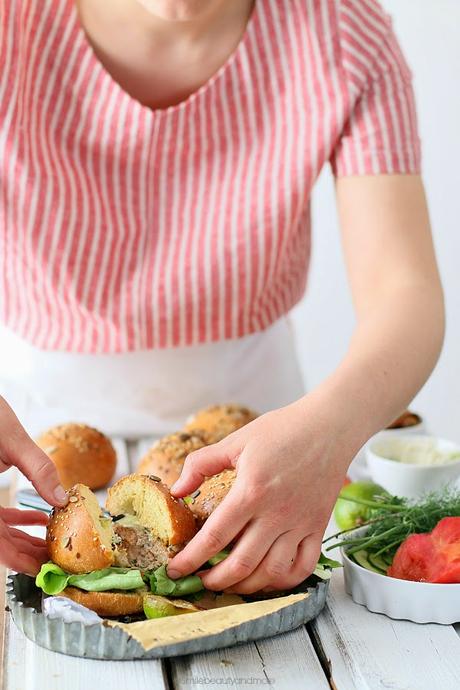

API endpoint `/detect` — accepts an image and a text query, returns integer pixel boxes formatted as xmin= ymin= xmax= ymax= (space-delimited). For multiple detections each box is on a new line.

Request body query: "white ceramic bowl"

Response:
xmin=365 ymin=434 xmax=460 ymax=498
xmin=342 ymin=546 xmax=460 ymax=624
xmin=348 ymin=417 xmax=425 ymax=482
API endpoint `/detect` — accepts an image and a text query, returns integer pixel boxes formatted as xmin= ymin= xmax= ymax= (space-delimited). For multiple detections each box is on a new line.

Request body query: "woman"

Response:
xmin=0 ymin=0 xmax=444 ymax=593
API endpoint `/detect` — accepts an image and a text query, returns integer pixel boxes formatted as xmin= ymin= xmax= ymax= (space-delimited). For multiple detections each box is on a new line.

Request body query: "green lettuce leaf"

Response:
xmin=69 ymin=568 xmax=144 ymax=592
xmin=149 ymin=565 xmax=204 ymax=596
xmin=207 ymin=549 xmax=231 ymax=566
xmin=317 ymin=553 xmax=342 ymax=569
xmin=36 ymin=563 xmax=69 ymax=595
xmin=35 ymin=562 xmax=144 ymax=596
xmin=312 ymin=552 xmax=342 ymax=580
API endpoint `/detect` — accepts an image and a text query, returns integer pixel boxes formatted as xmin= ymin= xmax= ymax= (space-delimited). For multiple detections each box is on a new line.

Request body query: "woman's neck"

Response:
xmin=76 ymin=0 xmax=255 ymax=109
xmin=77 ymin=0 xmax=254 ymax=48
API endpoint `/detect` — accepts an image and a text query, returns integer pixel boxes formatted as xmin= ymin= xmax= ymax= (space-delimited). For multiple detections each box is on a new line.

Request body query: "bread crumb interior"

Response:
xmin=107 ymin=477 xmax=173 ymax=544
xmin=77 ymin=484 xmax=114 ymax=551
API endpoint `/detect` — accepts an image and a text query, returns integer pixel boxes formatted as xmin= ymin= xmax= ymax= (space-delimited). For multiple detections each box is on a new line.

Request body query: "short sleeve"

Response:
xmin=330 ymin=0 xmax=421 ymax=177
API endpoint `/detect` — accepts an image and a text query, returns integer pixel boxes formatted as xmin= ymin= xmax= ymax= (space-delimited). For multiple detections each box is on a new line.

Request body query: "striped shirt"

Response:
xmin=0 ymin=0 xmax=421 ymax=353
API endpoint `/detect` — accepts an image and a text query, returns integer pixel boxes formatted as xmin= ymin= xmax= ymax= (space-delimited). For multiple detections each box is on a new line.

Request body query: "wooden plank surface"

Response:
xmin=3 ymin=614 xmax=168 ymax=690
xmin=311 ymin=573 xmax=460 ymax=690
xmin=171 ymin=626 xmax=329 ymax=690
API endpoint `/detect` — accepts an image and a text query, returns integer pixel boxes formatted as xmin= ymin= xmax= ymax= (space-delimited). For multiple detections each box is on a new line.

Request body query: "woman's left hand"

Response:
xmin=168 ymin=397 xmax=354 ymax=593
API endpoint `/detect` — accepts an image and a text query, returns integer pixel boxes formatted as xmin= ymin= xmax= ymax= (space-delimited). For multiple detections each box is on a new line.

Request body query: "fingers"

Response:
xmin=200 ymin=519 xmax=275 ymax=591
xmin=225 ymin=530 xmax=302 ymax=594
xmin=7 ymin=526 xmax=47 ymax=548
xmin=0 ymin=513 xmax=48 ymax=569
xmin=224 ymin=533 xmax=321 ymax=595
xmin=0 ymin=516 xmax=48 ymax=574
xmin=0 ymin=528 xmax=42 ymax=576
xmin=10 ymin=443 xmax=67 ymax=508
xmin=289 ymin=535 xmax=322 ymax=584
xmin=0 ymin=398 xmax=67 ymax=507
xmin=0 ymin=508 xmax=49 ymax=527
xmin=170 ymin=441 xmax=236 ymax=497
xmin=9 ymin=536 xmax=48 ymax=565
xmin=167 ymin=491 xmax=251 ymax=578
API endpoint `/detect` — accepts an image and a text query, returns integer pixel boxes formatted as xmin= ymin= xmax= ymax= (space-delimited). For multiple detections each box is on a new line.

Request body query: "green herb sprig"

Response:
xmin=325 ymin=488 xmax=460 ymax=558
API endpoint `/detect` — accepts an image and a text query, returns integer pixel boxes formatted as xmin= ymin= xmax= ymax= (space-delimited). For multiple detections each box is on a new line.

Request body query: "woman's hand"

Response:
xmin=167 ymin=177 xmax=445 ymax=594
xmin=0 ymin=396 xmax=68 ymax=573
xmin=0 ymin=508 xmax=50 ymax=575
xmin=168 ymin=397 xmax=354 ymax=593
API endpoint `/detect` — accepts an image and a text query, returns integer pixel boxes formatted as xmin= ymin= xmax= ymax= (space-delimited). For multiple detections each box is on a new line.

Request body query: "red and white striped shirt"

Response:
xmin=0 ymin=0 xmax=421 ymax=353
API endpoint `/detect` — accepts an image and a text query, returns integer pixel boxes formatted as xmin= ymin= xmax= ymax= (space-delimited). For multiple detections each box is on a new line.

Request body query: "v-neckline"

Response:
xmin=69 ymin=0 xmax=259 ymax=117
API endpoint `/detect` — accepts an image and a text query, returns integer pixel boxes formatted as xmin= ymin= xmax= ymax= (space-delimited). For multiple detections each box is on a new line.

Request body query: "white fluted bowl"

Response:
xmin=342 ymin=546 xmax=460 ymax=624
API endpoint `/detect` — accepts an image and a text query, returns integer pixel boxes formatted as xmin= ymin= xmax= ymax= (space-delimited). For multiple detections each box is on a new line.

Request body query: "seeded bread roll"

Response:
xmin=184 ymin=404 xmax=258 ymax=441
xmin=106 ymin=474 xmax=197 ymax=549
xmin=60 ymin=587 xmax=145 ymax=617
xmin=36 ymin=423 xmax=117 ymax=490
xmin=47 ymin=484 xmax=115 ymax=574
xmin=188 ymin=469 xmax=236 ymax=524
xmin=387 ymin=410 xmax=422 ymax=429
xmin=137 ymin=430 xmax=211 ymax=488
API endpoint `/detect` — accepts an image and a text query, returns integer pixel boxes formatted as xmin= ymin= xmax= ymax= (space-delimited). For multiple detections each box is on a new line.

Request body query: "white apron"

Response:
xmin=0 ymin=317 xmax=305 ymax=439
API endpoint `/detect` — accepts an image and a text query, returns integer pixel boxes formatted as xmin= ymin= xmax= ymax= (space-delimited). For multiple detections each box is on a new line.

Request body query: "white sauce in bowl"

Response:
xmin=373 ymin=437 xmax=460 ymax=466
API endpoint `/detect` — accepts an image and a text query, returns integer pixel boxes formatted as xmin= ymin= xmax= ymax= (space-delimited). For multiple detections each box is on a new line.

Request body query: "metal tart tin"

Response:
xmin=7 ymin=574 xmax=329 ymax=660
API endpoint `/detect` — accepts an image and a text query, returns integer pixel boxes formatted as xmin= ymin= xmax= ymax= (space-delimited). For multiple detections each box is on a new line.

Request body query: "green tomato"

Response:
xmin=333 ymin=481 xmax=389 ymax=530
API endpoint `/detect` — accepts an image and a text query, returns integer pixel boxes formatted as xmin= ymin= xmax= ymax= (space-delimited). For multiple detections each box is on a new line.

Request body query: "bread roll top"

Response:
xmin=137 ymin=430 xmax=211 ymax=487
xmin=36 ymin=423 xmax=116 ymax=490
xmin=184 ymin=404 xmax=257 ymax=440
xmin=188 ymin=469 xmax=236 ymax=523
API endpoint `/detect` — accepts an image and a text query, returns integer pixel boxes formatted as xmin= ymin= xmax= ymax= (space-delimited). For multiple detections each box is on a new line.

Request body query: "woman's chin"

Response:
xmin=135 ymin=0 xmax=211 ymax=22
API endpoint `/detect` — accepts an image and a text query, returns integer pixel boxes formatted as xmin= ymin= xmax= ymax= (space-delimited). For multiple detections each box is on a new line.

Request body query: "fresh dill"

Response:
xmin=325 ymin=488 xmax=460 ymax=558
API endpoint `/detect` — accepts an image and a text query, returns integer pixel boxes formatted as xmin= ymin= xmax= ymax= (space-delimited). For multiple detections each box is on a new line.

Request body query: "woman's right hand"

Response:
xmin=0 ymin=396 xmax=68 ymax=574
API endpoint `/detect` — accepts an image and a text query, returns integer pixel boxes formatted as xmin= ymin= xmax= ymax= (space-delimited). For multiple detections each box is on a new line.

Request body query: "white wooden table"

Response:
xmin=4 ymin=437 xmax=460 ymax=690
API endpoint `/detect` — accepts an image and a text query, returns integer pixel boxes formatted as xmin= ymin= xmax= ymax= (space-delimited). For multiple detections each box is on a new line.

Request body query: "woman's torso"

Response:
xmin=1 ymin=0 xmax=370 ymax=354
xmin=0 ymin=0 xmax=419 ymax=432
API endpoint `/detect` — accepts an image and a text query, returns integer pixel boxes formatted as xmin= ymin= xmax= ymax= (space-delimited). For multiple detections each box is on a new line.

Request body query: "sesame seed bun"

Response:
xmin=47 ymin=484 xmax=115 ymax=574
xmin=188 ymin=469 xmax=236 ymax=524
xmin=137 ymin=430 xmax=211 ymax=488
xmin=60 ymin=587 xmax=145 ymax=617
xmin=106 ymin=474 xmax=197 ymax=547
xmin=36 ymin=423 xmax=117 ymax=490
xmin=184 ymin=404 xmax=258 ymax=441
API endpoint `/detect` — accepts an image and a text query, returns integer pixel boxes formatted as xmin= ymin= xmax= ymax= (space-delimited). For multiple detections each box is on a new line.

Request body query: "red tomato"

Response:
xmin=429 ymin=517 xmax=460 ymax=583
xmin=387 ymin=534 xmax=438 ymax=582
xmin=388 ymin=517 xmax=460 ymax=583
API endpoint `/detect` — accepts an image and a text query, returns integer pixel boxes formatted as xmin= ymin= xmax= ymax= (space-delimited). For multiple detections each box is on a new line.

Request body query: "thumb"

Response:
xmin=171 ymin=442 xmax=235 ymax=497
xmin=8 ymin=436 xmax=67 ymax=507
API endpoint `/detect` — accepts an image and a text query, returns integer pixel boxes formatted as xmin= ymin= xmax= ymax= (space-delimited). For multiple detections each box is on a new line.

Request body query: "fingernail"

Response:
xmin=54 ymin=486 xmax=68 ymax=504
xmin=166 ymin=568 xmax=181 ymax=579
xmin=170 ymin=482 xmax=179 ymax=493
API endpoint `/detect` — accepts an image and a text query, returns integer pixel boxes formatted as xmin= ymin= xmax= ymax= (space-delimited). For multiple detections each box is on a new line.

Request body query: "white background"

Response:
xmin=291 ymin=0 xmax=460 ymax=442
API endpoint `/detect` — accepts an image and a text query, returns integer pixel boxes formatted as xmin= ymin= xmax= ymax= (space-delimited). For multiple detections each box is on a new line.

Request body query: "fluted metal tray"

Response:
xmin=6 ymin=573 xmax=329 ymax=660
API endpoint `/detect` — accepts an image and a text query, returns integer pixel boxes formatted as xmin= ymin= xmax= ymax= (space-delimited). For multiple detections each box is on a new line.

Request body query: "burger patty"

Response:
xmin=113 ymin=525 xmax=171 ymax=570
